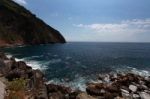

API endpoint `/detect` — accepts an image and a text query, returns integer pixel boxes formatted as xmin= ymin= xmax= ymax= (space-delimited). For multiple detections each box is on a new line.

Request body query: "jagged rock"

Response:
xmin=76 ymin=93 xmax=96 ymax=99
xmin=139 ymin=92 xmax=150 ymax=99
xmin=129 ymin=85 xmax=137 ymax=92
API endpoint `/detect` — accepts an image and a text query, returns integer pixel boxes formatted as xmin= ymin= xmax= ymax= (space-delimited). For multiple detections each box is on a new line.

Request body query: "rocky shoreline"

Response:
xmin=0 ymin=52 xmax=150 ymax=99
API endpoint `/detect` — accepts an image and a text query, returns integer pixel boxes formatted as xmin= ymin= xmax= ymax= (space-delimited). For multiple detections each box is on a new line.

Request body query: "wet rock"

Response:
xmin=139 ymin=92 xmax=150 ymax=99
xmin=129 ymin=85 xmax=137 ymax=92
xmin=76 ymin=93 xmax=96 ymax=99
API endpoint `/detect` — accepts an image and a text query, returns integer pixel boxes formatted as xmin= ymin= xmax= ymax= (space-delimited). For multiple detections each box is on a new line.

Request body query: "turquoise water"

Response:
xmin=1 ymin=42 xmax=150 ymax=90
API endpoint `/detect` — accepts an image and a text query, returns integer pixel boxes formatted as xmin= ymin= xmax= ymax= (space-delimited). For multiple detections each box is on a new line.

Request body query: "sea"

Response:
xmin=1 ymin=42 xmax=150 ymax=91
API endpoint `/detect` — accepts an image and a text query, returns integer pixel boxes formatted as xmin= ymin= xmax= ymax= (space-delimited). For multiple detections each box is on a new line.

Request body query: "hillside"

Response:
xmin=0 ymin=0 xmax=66 ymax=47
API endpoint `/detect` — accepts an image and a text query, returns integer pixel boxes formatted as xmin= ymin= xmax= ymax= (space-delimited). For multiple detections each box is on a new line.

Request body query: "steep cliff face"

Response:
xmin=0 ymin=0 xmax=66 ymax=47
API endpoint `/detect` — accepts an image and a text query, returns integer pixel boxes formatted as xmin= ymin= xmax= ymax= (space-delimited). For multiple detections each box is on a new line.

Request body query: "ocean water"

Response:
xmin=1 ymin=42 xmax=150 ymax=90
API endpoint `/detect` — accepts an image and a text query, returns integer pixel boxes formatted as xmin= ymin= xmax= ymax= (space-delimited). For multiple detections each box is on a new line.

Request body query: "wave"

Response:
xmin=5 ymin=53 xmax=47 ymax=70
xmin=47 ymin=76 xmax=88 ymax=91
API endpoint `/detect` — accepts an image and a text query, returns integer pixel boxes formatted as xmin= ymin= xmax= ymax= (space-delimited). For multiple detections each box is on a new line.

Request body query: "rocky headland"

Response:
xmin=0 ymin=0 xmax=66 ymax=47
xmin=0 ymin=52 xmax=150 ymax=99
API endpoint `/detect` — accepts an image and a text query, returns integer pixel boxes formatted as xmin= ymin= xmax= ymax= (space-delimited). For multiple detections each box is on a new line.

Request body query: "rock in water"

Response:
xmin=0 ymin=0 xmax=66 ymax=47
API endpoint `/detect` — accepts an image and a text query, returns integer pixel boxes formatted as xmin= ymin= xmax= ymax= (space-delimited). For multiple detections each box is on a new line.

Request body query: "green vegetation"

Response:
xmin=8 ymin=78 xmax=27 ymax=91
xmin=6 ymin=78 xmax=27 ymax=99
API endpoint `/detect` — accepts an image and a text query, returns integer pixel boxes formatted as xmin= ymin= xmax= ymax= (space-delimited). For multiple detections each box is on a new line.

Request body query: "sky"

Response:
xmin=13 ymin=0 xmax=150 ymax=42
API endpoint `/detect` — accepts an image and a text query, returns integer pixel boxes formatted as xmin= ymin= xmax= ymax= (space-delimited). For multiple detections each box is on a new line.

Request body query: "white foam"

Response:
xmin=6 ymin=54 xmax=13 ymax=59
xmin=47 ymin=76 xmax=88 ymax=91
xmin=116 ymin=67 xmax=150 ymax=77
xmin=130 ymin=68 xmax=150 ymax=77
xmin=6 ymin=53 xmax=47 ymax=70
xmin=15 ymin=58 xmax=24 ymax=62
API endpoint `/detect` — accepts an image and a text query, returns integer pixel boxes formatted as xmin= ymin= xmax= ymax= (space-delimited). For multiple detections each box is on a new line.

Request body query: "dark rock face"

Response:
xmin=0 ymin=0 xmax=66 ymax=47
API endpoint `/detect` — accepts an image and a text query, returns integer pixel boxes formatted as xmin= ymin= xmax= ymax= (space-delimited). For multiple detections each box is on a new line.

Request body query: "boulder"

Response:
xmin=129 ymin=85 xmax=137 ymax=92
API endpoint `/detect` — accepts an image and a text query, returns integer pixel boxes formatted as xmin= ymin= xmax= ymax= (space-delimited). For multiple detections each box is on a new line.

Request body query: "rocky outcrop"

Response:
xmin=0 ymin=52 xmax=150 ymax=99
xmin=86 ymin=73 xmax=150 ymax=99
xmin=0 ymin=0 xmax=66 ymax=47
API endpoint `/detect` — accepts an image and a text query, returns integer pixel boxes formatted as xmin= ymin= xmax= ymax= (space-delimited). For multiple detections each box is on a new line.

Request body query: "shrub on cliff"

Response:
xmin=6 ymin=78 xmax=27 ymax=99
xmin=8 ymin=78 xmax=27 ymax=91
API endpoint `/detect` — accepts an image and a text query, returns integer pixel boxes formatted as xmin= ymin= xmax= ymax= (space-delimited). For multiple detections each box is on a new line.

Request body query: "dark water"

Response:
xmin=1 ymin=42 xmax=150 ymax=89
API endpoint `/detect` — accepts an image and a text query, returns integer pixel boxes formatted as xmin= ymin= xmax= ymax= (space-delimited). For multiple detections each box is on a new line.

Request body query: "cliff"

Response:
xmin=0 ymin=0 xmax=66 ymax=47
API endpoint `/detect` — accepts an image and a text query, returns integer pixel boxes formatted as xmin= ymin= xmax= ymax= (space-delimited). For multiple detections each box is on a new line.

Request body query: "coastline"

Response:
xmin=0 ymin=52 xmax=150 ymax=99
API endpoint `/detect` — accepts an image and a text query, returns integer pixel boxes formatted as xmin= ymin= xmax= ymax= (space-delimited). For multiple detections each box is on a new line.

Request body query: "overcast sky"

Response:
xmin=13 ymin=0 xmax=150 ymax=42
